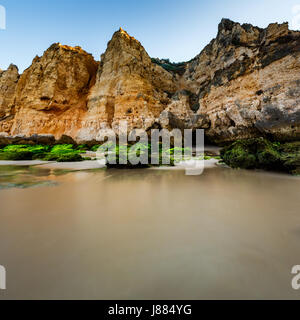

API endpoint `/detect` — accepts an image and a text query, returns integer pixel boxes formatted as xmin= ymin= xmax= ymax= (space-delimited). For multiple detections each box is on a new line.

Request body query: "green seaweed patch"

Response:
xmin=98 ymin=143 xmax=193 ymax=169
xmin=220 ymin=138 xmax=300 ymax=175
xmin=0 ymin=144 xmax=84 ymax=162
xmin=91 ymin=144 xmax=102 ymax=152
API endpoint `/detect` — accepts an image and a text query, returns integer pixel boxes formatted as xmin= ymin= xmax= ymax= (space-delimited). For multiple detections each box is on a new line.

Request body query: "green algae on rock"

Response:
xmin=220 ymin=138 xmax=300 ymax=175
xmin=0 ymin=144 xmax=85 ymax=162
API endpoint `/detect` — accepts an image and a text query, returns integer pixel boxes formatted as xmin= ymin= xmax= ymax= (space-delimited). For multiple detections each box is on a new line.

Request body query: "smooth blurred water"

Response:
xmin=0 ymin=165 xmax=300 ymax=300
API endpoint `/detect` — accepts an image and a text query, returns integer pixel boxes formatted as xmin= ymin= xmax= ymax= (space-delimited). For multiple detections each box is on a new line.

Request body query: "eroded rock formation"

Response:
xmin=77 ymin=28 xmax=177 ymax=141
xmin=0 ymin=64 xmax=19 ymax=129
xmin=2 ymin=44 xmax=98 ymax=139
xmin=181 ymin=19 xmax=300 ymax=143
xmin=0 ymin=20 xmax=299 ymax=144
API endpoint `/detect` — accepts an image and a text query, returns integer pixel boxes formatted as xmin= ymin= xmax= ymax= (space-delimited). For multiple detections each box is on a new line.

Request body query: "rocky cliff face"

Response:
xmin=180 ymin=19 xmax=300 ymax=143
xmin=2 ymin=44 xmax=98 ymax=139
xmin=77 ymin=28 xmax=177 ymax=141
xmin=0 ymin=20 xmax=299 ymax=144
xmin=0 ymin=64 xmax=19 ymax=130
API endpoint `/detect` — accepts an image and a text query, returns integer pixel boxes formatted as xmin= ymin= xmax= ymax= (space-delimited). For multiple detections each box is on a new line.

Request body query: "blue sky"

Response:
xmin=0 ymin=0 xmax=300 ymax=72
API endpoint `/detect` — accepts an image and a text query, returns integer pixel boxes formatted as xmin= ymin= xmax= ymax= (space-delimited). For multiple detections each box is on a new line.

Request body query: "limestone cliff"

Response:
xmin=2 ymin=43 xmax=98 ymax=139
xmin=0 ymin=64 xmax=19 ymax=130
xmin=180 ymin=19 xmax=300 ymax=143
xmin=0 ymin=21 xmax=299 ymax=144
xmin=77 ymin=28 xmax=177 ymax=141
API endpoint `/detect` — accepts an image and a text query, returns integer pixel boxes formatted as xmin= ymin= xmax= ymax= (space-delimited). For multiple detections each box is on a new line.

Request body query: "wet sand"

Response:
xmin=0 ymin=165 xmax=300 ymax=300
xmin=0 ymin=159 xmax=219 ymax=170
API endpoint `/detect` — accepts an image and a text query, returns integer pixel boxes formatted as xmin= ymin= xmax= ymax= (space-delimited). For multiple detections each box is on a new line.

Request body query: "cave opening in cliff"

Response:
xmin=191 ymin=129 xmax=217 ymax=147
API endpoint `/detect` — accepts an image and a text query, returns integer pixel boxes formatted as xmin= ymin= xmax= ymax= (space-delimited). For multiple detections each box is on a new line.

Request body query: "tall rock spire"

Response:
xmin=77 ymin=28 xmax=177 ymax=141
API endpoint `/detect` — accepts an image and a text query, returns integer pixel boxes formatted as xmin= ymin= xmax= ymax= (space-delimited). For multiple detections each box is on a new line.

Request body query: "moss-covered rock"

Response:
xmin=0 ymin=151 xmax=34 ymax=161
xmin=99 ymin=143 xmax=179 ymax=169
xmin=56 ymin=153 xmax=83 ymax=162
xmin=0 ymin=144 xmax=84 ymax=162
xmin=220 ymin=138 xmax=300 ymax=174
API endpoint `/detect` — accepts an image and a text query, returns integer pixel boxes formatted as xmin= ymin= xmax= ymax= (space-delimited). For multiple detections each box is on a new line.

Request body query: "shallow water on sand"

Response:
xmin=0 ymin=165 xmax=300 ymax=299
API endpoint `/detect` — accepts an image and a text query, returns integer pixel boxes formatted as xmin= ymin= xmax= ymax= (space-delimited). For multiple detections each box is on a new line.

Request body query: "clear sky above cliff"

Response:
xmin=1 ymin=0 xmax=300 ymax=72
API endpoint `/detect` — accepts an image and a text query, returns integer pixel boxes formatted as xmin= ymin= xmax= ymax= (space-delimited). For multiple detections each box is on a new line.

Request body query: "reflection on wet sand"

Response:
xmin=0 ymin=166 xmax=300 ymax=299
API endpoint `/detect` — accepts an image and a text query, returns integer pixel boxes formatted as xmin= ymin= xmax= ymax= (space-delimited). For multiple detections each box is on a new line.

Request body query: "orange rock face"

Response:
xmin=0 ymin=64 xmax=19 ymax=132
xmin=77 ymin=28 xmax=177 ymax=141
xmin=4 ymin=44 xmax=98 ymax=139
